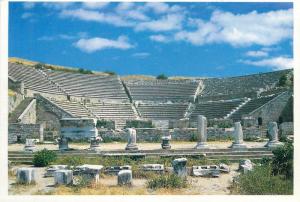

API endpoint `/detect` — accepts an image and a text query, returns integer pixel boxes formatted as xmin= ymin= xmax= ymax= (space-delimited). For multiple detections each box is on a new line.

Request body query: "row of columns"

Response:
xmin=25 ymin=115 xmax=283 ymax=152
xmin=195 ymin=115 xmax=283 ymax=149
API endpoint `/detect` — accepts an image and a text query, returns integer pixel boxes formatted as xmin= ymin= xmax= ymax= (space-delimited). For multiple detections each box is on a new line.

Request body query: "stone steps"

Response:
xmin=8 ymin=148 xmax=273 ymax=163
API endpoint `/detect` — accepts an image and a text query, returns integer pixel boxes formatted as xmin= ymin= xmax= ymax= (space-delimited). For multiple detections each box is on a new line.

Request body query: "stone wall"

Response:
xmin=8 ymin=123 xmax=43 ymax=144
xmin=250 ymin=91 xmax=292 ymax=125
xmin=18 ymin=99 xmax=36 ymax=124
xmin=279 ymin=122 xmax=293 ymax=137
xmin=36 ymin=94 xmax=73 ymax=139
xmin=8 ymin=92 xmax=23 ymax=113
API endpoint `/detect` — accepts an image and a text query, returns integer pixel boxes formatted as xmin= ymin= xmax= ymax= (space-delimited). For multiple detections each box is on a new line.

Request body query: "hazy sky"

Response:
xmin=9 ymin=2 xmax=293 ymax=77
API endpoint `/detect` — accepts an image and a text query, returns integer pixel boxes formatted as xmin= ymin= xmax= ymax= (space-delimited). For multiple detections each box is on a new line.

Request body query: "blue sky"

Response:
xmin=9 ymin=2 xmax=293 ymax=77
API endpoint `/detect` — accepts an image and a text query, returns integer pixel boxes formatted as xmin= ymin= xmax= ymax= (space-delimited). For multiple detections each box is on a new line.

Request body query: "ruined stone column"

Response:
xmin=24 ymin=139 xmax=37 ymax=152
xmin=195 ymin=115 xmax=209 ymax=149
xmin=172 ymin=158 xmax=187 ymax=178
xmin=58 ymin=136 xmax=69 ymax=151
xmin=230 ymin=122 xmax=247 ymax=149
xmin=161 ymin=129 xmax=171 ymax=149
xmin=125 ymin=128 xmax=138 ymax=150
xmin=90 ymin=136 xmax=102 ymax=151
xmin=16 ymin=167 xmax=37 ymax=184
xmin=265 ymin=122 xmax=284 ymax=148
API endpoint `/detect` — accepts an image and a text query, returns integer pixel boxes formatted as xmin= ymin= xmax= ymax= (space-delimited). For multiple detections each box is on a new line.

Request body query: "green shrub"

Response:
xmin=78 ymin=68 xmax=93 ymax=74
xmin=189 ymin=132 xmax=198 ymax=142
xmin=72 ymin=175 xmax=92 ymax=192
xmin=96 ymin=119 xmax=115 ymax=129
xmin=32 ymin=149 xmax=57 ymax=167
xmin=230 ymin=165 xmax=293 ymax=195
xmin=156 ymin=74 xmax=168 ymax=80
xmin=126 ymin=120 xmax=153 ymax=128
xmin=272 ymin=142 xmax=293 ymax=179
xmin=104 ymin=71 xmax=116 ymax=75
xmin=34 ymin=63 xmax=44 ymax=70
xmin=147 ymin=174 xmax=187 ymax=189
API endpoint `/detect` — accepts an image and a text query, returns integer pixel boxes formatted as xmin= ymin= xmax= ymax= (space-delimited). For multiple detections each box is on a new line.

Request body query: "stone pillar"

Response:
xmin=172 ymin=158 xmax=187 ymax=178
xmin=125 ymin=128 xmax=138 ymax=150
xmin=118 ymin=170 xmax=132 ymax=185
xmin=265 ymin=122 xmax=284 ymax=148
xmin=230 ymin=122 xmax=247 ymax=149
xmin=54 ymin=170 xmax=73 ymax=185
xmin=161 ymin=136 xmax=171 ymax=149
xmin=58 ymin=137 xmax=69 ymax=151
xmin=89 ymin=136 xmax=102 ymax=151
xmin=195 ymin=115 xmax=209 ymax=149
xmin=24 ymin=139 xmax=37 ymax=152
xmin=16 ymin=167 xmax=37 ymax=184
xmin=39 ymin=124 xmax=44 ymax=143
xmin=161 ymin=130 xmax=171 ymax=149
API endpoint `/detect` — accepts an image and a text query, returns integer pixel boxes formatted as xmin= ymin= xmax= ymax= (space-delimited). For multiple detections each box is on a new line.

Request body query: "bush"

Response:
xmin=230 ymin=165 xmax=293 ymax=195
xmin=126 ymin=120 xmax=153 ymax=128
xmin=147 ymin=174 xmax=187 ymax=189
xmin=33 ymin=149 xmax=57 ymax=167
xmin=78 ymin=68 xmax=93 ymax=74
xmin=156 ymin=74 xmax=168 ymax=80
xmin=34 ymin=63 xmax=44 ymax=70
xmin=104 ymin=71 xmax=116 ymax=75
xmin=96 ymin=119 xmax=115 ymax=129
xmin=272 ymin=142 xmax=293 ymax=179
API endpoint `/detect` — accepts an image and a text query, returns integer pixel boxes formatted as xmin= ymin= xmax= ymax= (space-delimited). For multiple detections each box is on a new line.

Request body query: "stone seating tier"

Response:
xmin=230 ymin=95 xmax=278 ymax=121
xmin=8 ymin=63 xmax=64 ymax=95
xmin=190 ymin=100 xmax=244 ymax=120
xmin=137 ymin=103 xmax=189 ymax=120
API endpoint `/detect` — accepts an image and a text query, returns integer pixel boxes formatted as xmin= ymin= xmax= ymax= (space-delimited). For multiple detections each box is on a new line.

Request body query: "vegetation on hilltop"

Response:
xmin=156 ymin=74 xmax=168 ymax=80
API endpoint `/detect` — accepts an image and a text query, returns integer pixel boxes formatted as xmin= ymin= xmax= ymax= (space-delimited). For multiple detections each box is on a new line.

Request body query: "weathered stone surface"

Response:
xmin=58 ymin=137 xmax=69 ymax=151
xmin=44 ymin=165 xmax=68 ymax=177
xmin=60 ymin=118 xmax=98 ymax=141
xmin=75 ymin=164 xmax=104 ymax=183
xmin=125 ymin=128 xmax=138 ymax=150
xmin=161 ymin=135 xmax=171 ymax=149
xmin=118 ymin=170 xmax=132 ymax=185
xmin=195 ymin=115 xmax=209 ymax=149
xmin=219 ymin=163 xmax=230 ymax=173
xmin=17 ymin=167 xmax=37 ymax=184
xmin=142 ymin=164 xmax=164 ymax=173
xmin=239 ymin=159 xmax=253 ymax=174
xmin=172 ymin=158 xmax=187 ymax=178
xmin=24 ymin=139 xmax=37 ymax=152
xmin=192 ymin=165 xmax=220 ymax=177
xmin=265 ymin=122 xmax=284 ymax=148
xmin=105 ymin=165 xmax=132 ymax=175
xmin=230 ymin=122 xmax=247 ymax=149
xmin=54 ymin=169 xmax=73 ymax=185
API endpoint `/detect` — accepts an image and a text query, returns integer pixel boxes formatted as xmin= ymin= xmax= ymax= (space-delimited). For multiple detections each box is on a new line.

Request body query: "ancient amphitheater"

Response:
xmin=7 ymin=59 xmax=294 ymax=195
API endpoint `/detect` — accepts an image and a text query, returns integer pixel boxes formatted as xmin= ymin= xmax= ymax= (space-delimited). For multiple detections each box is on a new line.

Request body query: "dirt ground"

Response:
xmin=8 ymin=163 xmax=239 ymax=195
xmin=8 ymin=141 xmax=267 ymax=151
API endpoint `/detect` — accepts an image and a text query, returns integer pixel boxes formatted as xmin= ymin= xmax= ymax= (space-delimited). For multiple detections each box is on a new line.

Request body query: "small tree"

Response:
xmin=33 ymin=149 xmax=57 ymax=167
xmin=34 ymin=63 xmax=44 ymax=70
xmin=156 ymin=74 xmax=168 ymax=80
xmin=278 ymin=74 xmax=288 ymax=87
xmin=104 ymin=71 xmax=116 ymax=75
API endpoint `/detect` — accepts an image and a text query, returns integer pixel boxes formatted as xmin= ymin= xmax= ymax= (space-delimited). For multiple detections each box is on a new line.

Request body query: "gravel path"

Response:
xmin=8 ymin=141 xmax=267 ymax=152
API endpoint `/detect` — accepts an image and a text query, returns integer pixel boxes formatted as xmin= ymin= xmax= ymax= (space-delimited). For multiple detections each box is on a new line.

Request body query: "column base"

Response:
xmin=125 ymin=144 xmax=139 ymax=151
xmin=265 ymin=141 xmax=284 ymax=148
xmin=161 ymin=144 xmax=171 ymax=149
xmin=195 ymin=142 xmax=209 ymax=149
xmin=230 ymin=143 xmax=247 ymax=149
